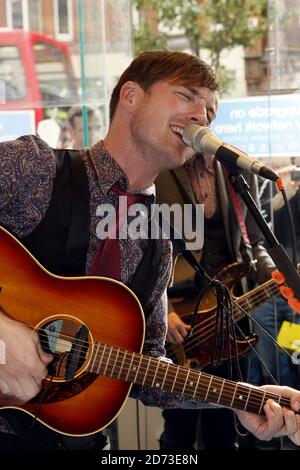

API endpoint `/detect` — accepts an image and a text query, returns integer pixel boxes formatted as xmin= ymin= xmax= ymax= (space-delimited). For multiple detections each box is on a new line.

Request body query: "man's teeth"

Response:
xmin=170 ymin=125 xmax=184 ymax=136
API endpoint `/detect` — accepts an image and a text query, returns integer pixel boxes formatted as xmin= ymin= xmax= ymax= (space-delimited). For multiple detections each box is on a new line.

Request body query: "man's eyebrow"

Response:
xmin=182 ymin=86 xmax=199 ymax=95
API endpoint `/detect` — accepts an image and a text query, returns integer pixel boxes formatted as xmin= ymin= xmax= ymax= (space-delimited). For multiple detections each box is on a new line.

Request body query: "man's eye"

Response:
xmin=177 ymin=92 xmax=191 ymax=101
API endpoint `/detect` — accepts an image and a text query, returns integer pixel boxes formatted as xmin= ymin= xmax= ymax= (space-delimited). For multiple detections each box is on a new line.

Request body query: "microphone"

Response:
xmin=182 ymin=124 xmax=279 ymax=182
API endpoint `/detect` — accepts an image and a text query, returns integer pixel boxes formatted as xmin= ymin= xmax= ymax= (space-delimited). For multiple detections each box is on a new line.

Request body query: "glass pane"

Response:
xmin=0 ymin=0 xmax=133 ymax=146
xmin=33 ymin=41 xmax=77 ymax=106
xmin=268 ymin=0 xmax=300 ymax=91
xmin=28 ymin=0 xmax=42 ymax=33
xmin=0 ymin=45 xmax=26 ymax=101
xmin=58 ymin=0 xmax=69 ymax=34
xmin=11 ymin=0 xmax=23 ymax=29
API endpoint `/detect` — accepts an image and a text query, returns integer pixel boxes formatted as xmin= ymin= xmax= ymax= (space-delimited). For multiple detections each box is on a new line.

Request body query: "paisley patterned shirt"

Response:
xmin=0 ymin=135 xmax=213 ymax=433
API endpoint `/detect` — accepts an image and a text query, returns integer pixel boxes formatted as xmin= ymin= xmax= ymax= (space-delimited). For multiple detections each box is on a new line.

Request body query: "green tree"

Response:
xmin=133 ymin=0 xmax=267 ymax=93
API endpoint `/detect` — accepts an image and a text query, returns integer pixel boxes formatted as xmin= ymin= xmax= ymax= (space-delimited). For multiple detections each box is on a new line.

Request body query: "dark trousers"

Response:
xmin=0 ymin=410 xmax=109 ymax=450
xmin=160 ymin=407 xmax=237 ymax=450
xmin=160 ymin=358 xmax=248 ymax=450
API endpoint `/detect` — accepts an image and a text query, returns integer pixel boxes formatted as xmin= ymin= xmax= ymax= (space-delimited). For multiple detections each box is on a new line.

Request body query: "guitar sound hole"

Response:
xmin=38 ymin=317 xmax=90 ymax=381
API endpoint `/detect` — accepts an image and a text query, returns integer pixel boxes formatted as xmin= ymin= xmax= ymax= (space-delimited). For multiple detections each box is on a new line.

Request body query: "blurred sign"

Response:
xmin=0 ymin=110 xmax=35 ymax=142
xmin=211 ymin=94 xmax=300 ymax=157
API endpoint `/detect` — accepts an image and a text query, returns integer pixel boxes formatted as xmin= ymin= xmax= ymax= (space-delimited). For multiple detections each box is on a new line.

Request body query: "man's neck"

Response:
xmin=102 ymin=134 xmax=159 ymax=192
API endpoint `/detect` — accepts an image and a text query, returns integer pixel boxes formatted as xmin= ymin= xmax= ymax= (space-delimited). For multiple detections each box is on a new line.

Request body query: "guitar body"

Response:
xmin=0 ymin=226 xmax=145 ymax=436
xmin=0 ymin=227 xmax=294 ymax=434
xmin=168 ymin=262 xmax=258 ymax=369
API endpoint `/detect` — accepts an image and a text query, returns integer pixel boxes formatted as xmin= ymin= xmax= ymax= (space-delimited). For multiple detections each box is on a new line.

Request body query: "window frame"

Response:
xmin=53 ymin=0 xmax=74 ymax=42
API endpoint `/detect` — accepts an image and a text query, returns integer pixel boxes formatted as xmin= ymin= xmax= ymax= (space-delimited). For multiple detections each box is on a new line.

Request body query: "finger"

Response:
xmin=32 ymin=333 xmax=53 ymax=364
xmin=261 ymin=385 xmax=300 ymax=412
xmin=284 ymin=408 xmax=297 ymax=430
xmin=177 ymin=324 xmax=190 ymax=338
xmin=290 ymin=415 xmax=300 ymax=446
xmin=263 ymin=400 xmax=284 ymax=439
xmin=169 ymin=326 xmax=185 ymax=343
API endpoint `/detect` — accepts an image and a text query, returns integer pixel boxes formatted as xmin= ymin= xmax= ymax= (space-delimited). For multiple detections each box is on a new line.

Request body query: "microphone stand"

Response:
xmin=227 ymin=170 xmax=300 ymax=300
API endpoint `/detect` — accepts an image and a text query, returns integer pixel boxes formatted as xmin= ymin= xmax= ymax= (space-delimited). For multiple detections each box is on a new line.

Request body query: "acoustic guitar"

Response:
xmin=0 ymin=226 xmax=293 ymax=436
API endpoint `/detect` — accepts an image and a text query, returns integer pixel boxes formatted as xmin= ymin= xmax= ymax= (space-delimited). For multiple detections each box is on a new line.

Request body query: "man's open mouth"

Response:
xmin=170 ymin=125 xmax=186 ymax=144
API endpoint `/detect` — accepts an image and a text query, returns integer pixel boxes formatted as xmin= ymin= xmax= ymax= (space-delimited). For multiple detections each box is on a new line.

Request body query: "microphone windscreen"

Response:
xmin=182 ymin=124 xmax=208 ymax=147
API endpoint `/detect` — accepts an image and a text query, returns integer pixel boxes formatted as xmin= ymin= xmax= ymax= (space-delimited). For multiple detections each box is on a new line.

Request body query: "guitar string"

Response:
xmin=33 ymin=279 xmax=283 ymax=390
xmin=35 ymin=326 xmax=285 ymax=409
xmin=92 ymin=346 xmax=289 ymax=406
xmin=165 ymin=280 xmax=281 ymax=358
xmin=35 ymin=278 xmax=281 ymax=368
xmin=32 ymin=334 xmax=293 ymax=411
xmin=29 ymin=276 xmax=279 ymax=354
xmin=34 ymin=278 xmax=279 ymax=355
xmin=91 ymin=348 xmax=292 ymax=409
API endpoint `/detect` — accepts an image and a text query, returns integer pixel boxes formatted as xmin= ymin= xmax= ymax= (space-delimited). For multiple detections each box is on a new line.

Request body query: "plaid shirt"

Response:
xmin=186 ymin=153 xmax=217 ymax=218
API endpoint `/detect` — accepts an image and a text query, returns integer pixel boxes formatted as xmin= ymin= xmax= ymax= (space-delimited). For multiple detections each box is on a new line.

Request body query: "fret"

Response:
xmin=133 ymin=354 xmax=144 ymax=383
xmin=102 ymin=345 xmax=113 ymax=376
xmin=204 ymin=376 xmax=213 ymax=401
xmin=192 ymin=371 xmax=201 ymax=399
xmin=117 ymin=350 xmax=127 ymax=380
xmin=241 ymin=280 xmax=275 ymax=312
xmin=96 ymin=343 xmax=106 ymax=374
xmin=182 ymin=369 xmax=197 ymax=396
xmin=170 ymin=365 xmax=179 ymax=393
xmin=244 ymin=386 xmax=251 ymax=411
xmin=141 ymin=357 xmax=152 ymax=386
xmin=181 ymin=369 xmax=190 ymax=395
xmin=109 ymin=347 xmax=120 ymax=377
xmin=266 ymin=285 xmax=275 ymax=298
xmin=150 ymin=359 xmax=161 ymax=389
xmin=89 ymin=343 xmax=291 ymax=419
xmin=230 ymin=382 xmax=238 ymax=408
xmin=160 ymin=361 xmax=170 ymax=390
xmin=243 ymin=297 xmax=252 ymax=311
xmin=205 ymin=376 xmax=227 ymax=403
xmin=216 ymin=378 xmax=225 ymax=405
xmin=124 ymin=352 xmax=135 ymax=382
xmin=259 ymin=390 xmax=266 ymax=414
xmin=89 ymin=342 xmax=100 ymax=373
xmin=231 ymin=383 xmax=251 ymax=410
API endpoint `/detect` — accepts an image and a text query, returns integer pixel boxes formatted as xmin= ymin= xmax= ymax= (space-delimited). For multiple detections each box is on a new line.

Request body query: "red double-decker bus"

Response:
xmin=0 ymin=29 xmax=78 ymax=132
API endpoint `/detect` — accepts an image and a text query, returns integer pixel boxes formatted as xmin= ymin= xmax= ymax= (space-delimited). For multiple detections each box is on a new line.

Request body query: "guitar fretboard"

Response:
xmin=234 ymin=279 xmax=278 ymax=321
xmin=88 ymin=342 xmax=291 ymax=414
xmin=235 ymin=262 xmax=300 ymax=320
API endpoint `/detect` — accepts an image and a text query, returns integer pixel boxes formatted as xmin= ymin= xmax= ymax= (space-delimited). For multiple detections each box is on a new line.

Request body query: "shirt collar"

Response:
xmin=186 ymin=152 xmax=215 ymax=174
xmin=87 ymin=141 xmax=155 ymax=202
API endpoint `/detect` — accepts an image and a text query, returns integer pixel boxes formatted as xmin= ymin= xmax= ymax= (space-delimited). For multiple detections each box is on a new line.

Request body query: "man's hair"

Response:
xmin=109 ymin=50 xmax=220 ymax=122
xmin=68 ymin=105 xmax=102 ymax=128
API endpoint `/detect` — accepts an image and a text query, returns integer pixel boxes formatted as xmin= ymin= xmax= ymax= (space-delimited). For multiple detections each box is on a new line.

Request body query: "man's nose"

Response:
xmin=188 ymin=106 xmax=208 ymax=127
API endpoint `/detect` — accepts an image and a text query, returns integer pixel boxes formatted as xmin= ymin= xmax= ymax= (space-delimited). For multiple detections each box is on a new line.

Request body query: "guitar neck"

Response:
xmin=234 ymin=279 xmax=278 ymax=320
xmin=236 ymin=262 xmax=300 ymax=317
xmin=88 ymin=342 xmax=290 ymax=414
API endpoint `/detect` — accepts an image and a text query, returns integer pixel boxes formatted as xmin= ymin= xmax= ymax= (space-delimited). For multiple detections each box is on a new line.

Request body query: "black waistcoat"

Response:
xmin=22 ymin=148 xmax=162 ymax=318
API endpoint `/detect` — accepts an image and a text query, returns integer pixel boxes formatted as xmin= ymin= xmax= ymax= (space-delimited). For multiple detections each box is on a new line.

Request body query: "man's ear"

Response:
xmin=119 ymin=81 xmax=144 ymax=112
